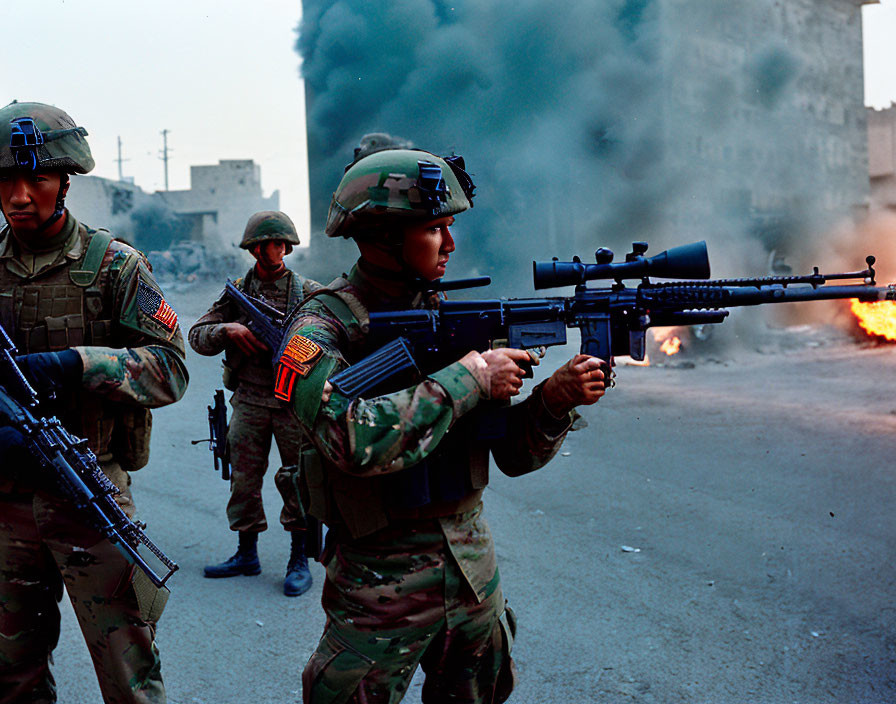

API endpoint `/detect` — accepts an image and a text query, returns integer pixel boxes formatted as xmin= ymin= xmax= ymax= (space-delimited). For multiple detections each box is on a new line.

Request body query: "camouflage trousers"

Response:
xmin=227 ymin=400 xmax=306 ymax=533
xmin=0 ymin=466 xmax=165 ymax=704
xmin=303 ymin=518 xmax=516 ymax=704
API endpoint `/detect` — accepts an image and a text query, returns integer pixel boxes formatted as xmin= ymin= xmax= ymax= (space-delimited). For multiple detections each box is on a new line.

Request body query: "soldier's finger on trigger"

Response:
xmin=525 ymin=348 xmax=542 ymax=366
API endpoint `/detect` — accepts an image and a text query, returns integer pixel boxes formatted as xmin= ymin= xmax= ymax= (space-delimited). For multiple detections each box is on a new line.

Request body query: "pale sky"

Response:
xmin=864 ymin=0 xmax=896 ymax=109
xmin=1 ymin=0 xmax=310 ymax=237
xmin=2 ymin=0 xmax=896 ymax=244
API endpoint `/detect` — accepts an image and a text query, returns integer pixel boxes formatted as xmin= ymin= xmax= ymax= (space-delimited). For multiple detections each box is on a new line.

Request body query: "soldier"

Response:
xmin=189 ymin=211 xmax=315 ymax=597
xmin=275 ymin=144 xmax=607 ymax=703
xmin=0 ymin=101 xmax=188 ymax=703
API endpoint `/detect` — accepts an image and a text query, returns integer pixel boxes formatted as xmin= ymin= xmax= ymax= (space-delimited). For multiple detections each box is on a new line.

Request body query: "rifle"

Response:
xmin=191 ymin=389 xmax=230 ymax=480
xmin=223 ymin=279 xmax=289 ymax=352
xmin=328 ymin=241 xmax=896 ymax=398
xmin=0 ymin=324 xmax=178 ymax=588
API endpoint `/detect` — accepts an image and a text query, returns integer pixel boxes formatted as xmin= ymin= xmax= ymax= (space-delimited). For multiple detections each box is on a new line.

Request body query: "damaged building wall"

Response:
xmin=53 ymin=158 xmax=277 ymax=261
xmin=157 ymin=159 xmax=280 ymax=251
xmin=297 ymin=0 xmax=876 ymax=285
xmin=868 ymin=103 xmax=896 ymax=212
xmin=659 ymin=0 xmax=873 ymax=268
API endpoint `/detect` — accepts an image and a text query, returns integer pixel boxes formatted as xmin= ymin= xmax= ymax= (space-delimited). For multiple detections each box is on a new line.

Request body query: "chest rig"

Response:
xmin=300 ymin=279 xmax=490 ymax=540
xmin=0 ymin=225 xmax=113 ymax=352
xmin=0 ymin=225 xmax=149 ymax=469
xmin=222 ymin=268 xmax=305 ymax=393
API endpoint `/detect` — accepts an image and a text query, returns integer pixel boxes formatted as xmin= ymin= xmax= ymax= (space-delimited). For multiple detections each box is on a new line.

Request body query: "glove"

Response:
xmin=15 ymin=350 xmax=83 ymax=401
xmin=0 ymin=425 xmax=36 ymax=470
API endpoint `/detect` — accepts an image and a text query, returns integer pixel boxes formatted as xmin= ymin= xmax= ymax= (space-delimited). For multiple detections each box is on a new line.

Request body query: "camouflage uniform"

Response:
xmin=188 ymin=267 xmax=314 ymax=534
xmin=276 ymin=260 xmax=576 ymax=703
xmin=0 ymin=214 xmax=188 ymax=703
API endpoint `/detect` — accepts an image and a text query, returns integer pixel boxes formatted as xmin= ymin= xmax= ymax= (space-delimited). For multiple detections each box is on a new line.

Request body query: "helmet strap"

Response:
xmin=356 ymin=223 xmax=437 ymax=287
xmin=36 ymin=173 xmax=69 ymax=233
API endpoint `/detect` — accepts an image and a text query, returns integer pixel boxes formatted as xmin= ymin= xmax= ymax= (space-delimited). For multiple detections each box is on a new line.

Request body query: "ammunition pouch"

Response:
xmin=110 ymin=405 xmax=153 ymax=471
xmin=0 ymin=225 xmax=154 ymax=466
xmin=221 ymin=356 xmax=240 ymax=391
xmin=131 ymin=568 xmax=169 ymax=623
xmin=222 ymin=345 xmax=273 ymax=391
xmin=384 ymin=411 xmax=494 ymax=510
xmin=299 ymin=445 xmax=330 ymax=524
xmin=495 ymin=603 xmax=518 ymax=702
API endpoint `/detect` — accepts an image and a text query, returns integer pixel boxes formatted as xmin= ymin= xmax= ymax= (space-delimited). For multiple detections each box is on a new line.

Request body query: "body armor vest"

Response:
xmin=300 ymin=278 xmax=490 ymax=540
xmin=222 ymin=268 xmax=304 ymax=393
xmin=0 ymin=224 xmax=150 ymax=469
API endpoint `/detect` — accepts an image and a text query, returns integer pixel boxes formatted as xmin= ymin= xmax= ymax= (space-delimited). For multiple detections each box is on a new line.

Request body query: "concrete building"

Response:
xmin=54 ymin=158 xmax=278 ymax=257
xmin=656 ymin=0 xmax=875 ymax=252
xmin=65 ymin=175 xmax=159 ymax=242
xmin=868 ymin=103 xmax=896 ymax=212
xmin=157 ymin=159 xmax=279 ymax=249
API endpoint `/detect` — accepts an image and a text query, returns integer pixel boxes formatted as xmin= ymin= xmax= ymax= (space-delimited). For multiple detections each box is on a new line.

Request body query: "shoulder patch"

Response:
xmin=137 ymin=281 xmax=178 ymax=331
xmin=275 ymin=334 xmax=324 ymax=401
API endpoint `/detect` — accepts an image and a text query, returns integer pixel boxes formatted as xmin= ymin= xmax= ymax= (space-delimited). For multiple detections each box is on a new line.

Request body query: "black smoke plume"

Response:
xmin=297 ymin=0 xmax=870 ymax=293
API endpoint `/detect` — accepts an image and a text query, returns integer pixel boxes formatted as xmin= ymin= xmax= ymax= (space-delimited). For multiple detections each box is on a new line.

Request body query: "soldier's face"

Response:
xmin=0 ymin=170 xmax=66 ymax=236
xmin=402 ymin=216 xmax=456 ymax=281
xmin=252 ymin=240 xmax=288 ymax=272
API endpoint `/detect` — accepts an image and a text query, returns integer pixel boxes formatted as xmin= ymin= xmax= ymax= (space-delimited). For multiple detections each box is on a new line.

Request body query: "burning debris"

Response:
xmin=850 ymin=300 xmax=896 ymax=342
xmin=810 ymin=213 xmax=896 ymax=345
xmin=658 ymin=331 xmax=682 ymax=356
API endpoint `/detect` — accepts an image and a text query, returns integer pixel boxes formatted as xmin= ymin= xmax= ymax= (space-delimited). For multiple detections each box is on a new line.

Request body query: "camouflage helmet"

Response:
xmin=0 ymin=101 xmax=94 ymax=174
xmin=240 ymin=210 xmax=300 ymax=249
xmin=325 ymin=148 xmax=475 ymax=239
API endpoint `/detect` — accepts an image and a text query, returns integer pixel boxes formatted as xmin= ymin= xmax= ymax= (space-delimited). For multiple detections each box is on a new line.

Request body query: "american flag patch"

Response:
xmin=137 ymin=281 xmax=177 ymax=330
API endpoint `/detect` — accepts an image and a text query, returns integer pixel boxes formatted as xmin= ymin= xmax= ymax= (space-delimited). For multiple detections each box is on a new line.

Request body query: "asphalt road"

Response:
xmin=53 ymin=284 xmax=896 ymax=703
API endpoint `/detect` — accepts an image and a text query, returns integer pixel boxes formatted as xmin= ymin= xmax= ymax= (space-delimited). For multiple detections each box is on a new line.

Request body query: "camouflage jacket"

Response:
xmin=0 ymin=212 xmax=188 ymax=468
xmin=188 ymin=267 xmax=314 ymax=408
xmin=276 ymin=260 xmax=575 ymax=596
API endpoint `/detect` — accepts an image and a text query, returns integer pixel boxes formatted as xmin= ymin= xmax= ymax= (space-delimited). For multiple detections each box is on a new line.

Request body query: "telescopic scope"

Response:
xmin=533 ymin=241 xmax=711 ymax=289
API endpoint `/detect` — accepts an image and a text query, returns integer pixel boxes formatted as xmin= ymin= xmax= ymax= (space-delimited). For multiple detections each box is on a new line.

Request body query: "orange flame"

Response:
xmin=660 ymin=336 xmax=682 ymax=355
xmin=850 ymin=299 xmax=896 ymax=341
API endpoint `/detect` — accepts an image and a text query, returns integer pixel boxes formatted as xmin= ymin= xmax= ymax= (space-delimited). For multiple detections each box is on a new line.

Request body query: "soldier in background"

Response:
xmin=0 ymin=101 xmax=188 ymax=703
xmin=275 ymin=145 xmax=607 ymax=702
xmin=189 ymin=211 xmax=315 ymax=597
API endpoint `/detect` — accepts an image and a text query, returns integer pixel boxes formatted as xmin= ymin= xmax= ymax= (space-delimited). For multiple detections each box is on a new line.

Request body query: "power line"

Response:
xmin=115 ymin=136 xmax=130 ymax=182
xmin=159 ymin=129 xmax=171 ymax=191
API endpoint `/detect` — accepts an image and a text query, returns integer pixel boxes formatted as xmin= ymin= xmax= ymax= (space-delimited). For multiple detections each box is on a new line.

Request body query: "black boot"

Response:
xmin=283 ymin=531 xmax=312 ymax=597
xmin=204 ymin=532 xmax=261 ymax=578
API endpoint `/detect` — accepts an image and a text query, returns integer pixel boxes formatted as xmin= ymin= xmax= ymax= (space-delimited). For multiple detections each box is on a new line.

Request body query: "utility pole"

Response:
xmin=115 ymin=136 xmax=130 ymax=181
xmin=159 ymin=129 xmax=171 ymax=191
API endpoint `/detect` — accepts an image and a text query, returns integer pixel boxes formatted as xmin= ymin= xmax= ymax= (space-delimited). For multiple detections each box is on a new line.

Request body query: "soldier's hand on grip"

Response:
xmin=0 ymin=426 xmax=34 ymax=469
xmin=460 ymin=348 xmax=533 ymax=401
xmin=541 ymin=354 xmax=607 ymax=416
xmin=222 ymin=323 xmax=268 ymax=356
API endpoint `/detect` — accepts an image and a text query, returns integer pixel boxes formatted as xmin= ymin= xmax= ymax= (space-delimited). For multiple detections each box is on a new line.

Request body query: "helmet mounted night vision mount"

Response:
xmin=9 ymin=117 xmax=88 ymax=171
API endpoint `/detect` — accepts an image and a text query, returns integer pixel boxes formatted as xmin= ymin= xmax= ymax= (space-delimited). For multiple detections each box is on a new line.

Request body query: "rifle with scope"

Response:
xmin=328 ymin=240 xmax=896 ymax=398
